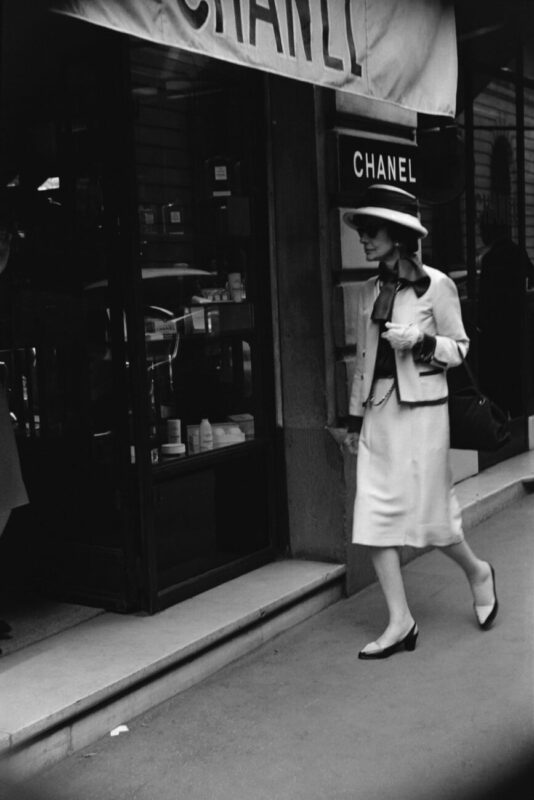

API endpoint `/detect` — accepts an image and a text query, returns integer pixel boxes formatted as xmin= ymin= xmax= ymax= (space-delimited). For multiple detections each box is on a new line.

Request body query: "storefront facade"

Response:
xmin=1 ymin=1 xmax=531 ymax=613
xmin=1 ymin=8 xmax=281 ymax=612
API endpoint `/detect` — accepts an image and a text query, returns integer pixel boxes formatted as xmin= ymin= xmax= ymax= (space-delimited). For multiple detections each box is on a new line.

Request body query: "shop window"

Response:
xmin=524 ymin=86 xmax=534 ymax=267
xmin=0 ymin=14 xmax=276 ymax=613
xmin=128 ymin=43 xmax=275 ymax=605
xmin=470 ymin=66 xmax=530 ymax=434
xmin=489 ymin=135 xmax=512 ymax=234
xmin=0 ymin=24 xmax=140 ymax=609
xmin=523 ymin=84 xmax=534 ymax=414
xmin=418 ymin=123 xmax=465 ymax=273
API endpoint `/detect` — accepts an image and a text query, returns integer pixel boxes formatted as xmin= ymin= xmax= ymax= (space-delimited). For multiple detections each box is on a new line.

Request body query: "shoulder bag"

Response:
xmin=448 ymin=349 xmax=511 ymax=451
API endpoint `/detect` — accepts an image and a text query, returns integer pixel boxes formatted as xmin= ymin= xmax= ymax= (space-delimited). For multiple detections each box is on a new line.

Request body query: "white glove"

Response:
xmin=381 ymin=322 xmax=423 ymax=352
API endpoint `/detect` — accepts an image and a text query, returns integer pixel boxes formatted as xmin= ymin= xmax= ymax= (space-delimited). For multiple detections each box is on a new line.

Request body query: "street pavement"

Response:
xmin=13 ymin=492 xmax=534 ymax=800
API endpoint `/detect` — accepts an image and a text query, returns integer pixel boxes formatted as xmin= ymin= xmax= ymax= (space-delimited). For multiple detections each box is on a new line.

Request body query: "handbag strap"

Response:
xmin=455 ymin=344 xmax=484 ymax=397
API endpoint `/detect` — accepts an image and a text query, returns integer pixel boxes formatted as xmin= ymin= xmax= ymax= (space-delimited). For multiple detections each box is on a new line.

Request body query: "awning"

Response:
xmin=49 ymin=0 xmax=458 ymax=117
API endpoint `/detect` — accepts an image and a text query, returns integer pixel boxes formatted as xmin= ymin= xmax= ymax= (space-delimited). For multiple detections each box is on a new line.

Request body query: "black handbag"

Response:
xmin=448 ymin=351 xmax=511 ymax=451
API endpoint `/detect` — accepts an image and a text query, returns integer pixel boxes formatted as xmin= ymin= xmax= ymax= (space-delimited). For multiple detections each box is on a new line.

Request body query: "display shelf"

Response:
xmin=140 ymin=234 xmax=194 ymax=243
xmin=151 ymin=437 xmax=263 ymax=481
xmin=183 ymin=301 xmax=254 ymax=336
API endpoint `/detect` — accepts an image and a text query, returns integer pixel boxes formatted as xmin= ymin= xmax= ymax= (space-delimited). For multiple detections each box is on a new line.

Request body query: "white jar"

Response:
xmin=199 ymin=418 xmax=213 ymax=451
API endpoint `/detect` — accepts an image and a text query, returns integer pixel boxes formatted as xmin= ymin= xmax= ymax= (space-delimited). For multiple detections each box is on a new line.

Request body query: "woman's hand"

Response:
xmin=325 ymin=426 xmax=360 ymax=455
xmin=343 ymin=431 xmax=360 ymax=455
xmin=381 ymin=322 xmax=423 ymax=352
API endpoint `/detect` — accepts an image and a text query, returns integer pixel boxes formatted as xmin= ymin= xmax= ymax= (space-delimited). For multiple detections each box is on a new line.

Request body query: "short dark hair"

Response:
xmin=386 ymin=222 xmax=420 ymax=255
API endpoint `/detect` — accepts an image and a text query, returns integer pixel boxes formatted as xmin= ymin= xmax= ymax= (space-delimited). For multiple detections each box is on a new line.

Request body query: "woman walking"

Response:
xmin=342 ymin=184 xmax=498 ymax=660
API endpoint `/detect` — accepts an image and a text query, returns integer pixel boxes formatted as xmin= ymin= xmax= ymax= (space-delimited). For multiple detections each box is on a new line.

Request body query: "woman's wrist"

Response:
xmin=413 ymin=333 xmax=437 ymax=363
xmin=346 ymin=415 xmax=363 ymax=433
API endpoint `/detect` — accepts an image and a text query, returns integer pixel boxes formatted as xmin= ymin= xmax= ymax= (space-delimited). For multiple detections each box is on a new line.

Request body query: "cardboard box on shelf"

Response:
xmin=227 ymin=413 xmax=255 ymax=438
xmin=186 ymin=420 xmax=250 ymax=453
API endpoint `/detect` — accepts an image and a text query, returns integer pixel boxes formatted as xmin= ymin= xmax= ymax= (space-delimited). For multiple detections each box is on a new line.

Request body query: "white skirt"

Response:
xmin=352 ymin=379 xmax=464 ymax=548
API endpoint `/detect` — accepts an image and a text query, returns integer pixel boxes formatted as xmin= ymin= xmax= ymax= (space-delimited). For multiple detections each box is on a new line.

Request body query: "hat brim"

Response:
xmin=343 ymin=207 xmax=428 ymax=238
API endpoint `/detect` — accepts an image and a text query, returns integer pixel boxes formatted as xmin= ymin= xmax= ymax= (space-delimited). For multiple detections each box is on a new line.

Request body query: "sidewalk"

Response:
xmin=1 ymin=451 xmax=534 ymax=784
xmin=18 ymin=480 xmax=534 ymax=800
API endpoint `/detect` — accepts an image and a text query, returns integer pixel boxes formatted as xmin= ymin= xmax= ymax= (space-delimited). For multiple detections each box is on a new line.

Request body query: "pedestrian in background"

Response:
xmin=0 ymin=205 xmax=28 ymax=652
xmin=342 ymin=184 xmax=498 ymax=659
xmin=477 ymin=207 xmax=534 ymax=418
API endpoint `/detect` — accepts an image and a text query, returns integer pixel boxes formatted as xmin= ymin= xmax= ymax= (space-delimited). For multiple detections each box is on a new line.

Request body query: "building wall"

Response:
xmin=269 ymin=77 xmax=346 ymax=565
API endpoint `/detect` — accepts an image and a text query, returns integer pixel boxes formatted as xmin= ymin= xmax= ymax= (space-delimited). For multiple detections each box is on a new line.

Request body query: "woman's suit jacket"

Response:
xmin=349 ymin=265 xmax=469 ymax=417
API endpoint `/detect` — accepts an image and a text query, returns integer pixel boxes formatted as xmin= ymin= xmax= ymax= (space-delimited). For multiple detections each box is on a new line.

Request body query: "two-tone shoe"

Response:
xmin=474 ymin=564 xmax=498 ymax=630
xmin=358 ymin=622 xmax=419 ymax=660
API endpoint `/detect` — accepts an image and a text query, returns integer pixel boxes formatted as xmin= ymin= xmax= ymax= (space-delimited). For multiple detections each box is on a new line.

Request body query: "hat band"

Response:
xmin=362 ymin=187 xmax=419 ymax=218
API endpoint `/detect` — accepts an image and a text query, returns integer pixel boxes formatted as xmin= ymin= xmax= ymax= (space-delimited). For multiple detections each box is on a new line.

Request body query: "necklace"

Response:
xmin=367 ymin=379 xmax=395 ymax=407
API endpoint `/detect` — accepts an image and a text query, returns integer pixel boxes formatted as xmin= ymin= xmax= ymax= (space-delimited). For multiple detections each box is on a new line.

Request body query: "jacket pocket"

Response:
xmin=418 ymin=368 xmax=443 ymax=377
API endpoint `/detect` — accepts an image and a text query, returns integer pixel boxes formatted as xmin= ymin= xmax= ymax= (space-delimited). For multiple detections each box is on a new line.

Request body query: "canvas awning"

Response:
xmin=49 ymin=0 xmax=458 ymax=117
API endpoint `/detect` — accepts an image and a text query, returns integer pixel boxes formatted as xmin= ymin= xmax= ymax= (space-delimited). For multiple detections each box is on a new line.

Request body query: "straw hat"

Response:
xmin=343 ymin=184 xmax=428 ymax=238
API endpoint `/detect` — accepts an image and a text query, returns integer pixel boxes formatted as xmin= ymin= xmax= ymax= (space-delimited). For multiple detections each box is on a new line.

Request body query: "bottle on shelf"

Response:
xmin=148 ymin=429 xmax=160 ymax=464
xmin=128 ymin=411 xmax=137 ymax=465
xmin=166 ymin=418 xmax=182 ymax=445
xmin=148 ymin=374 xmax=160 ymax=464
xmin=199 ymin=418 xmax=214 ymax=451
xmin=227 ymin=271 xmax=244 ymax=303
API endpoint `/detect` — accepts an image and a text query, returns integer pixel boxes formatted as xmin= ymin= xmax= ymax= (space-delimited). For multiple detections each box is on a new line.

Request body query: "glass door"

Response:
xmin=0 ymin=14 xmax=142 ymax=611
xmin=128 ymin=42 xmax=277 ymax=610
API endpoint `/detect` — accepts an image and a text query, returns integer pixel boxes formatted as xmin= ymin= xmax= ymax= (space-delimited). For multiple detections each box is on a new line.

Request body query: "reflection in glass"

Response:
xmin=131 ymin=44 xmax=260 ymax=464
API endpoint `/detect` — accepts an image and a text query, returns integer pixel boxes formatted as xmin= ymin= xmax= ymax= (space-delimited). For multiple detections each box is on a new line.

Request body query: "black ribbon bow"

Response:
xmin=371 ymin=260 xmax=430 ymax=322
